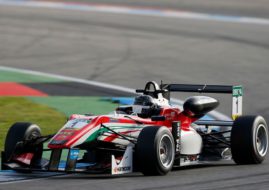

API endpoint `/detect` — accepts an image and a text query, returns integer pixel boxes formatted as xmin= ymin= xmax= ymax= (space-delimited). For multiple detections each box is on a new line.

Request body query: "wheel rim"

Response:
xmin=256 ymin=124 xmax=268 ymax=157
xmin=158 ymin=134 xmax=174 ymax=168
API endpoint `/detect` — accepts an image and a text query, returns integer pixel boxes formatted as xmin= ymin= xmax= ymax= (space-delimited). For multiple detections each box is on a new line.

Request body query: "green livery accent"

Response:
xmin=84 ymin=124 xmax=143 ymax=143
xmin=85 ymin=127 xmax=108 ymax=142
xmin=232 ymin=86 xmax=243 ymax=97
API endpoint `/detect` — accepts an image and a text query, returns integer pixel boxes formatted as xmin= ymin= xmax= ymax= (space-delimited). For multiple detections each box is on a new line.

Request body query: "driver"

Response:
xmin=132 ymin=95 xmax=161 ymax=118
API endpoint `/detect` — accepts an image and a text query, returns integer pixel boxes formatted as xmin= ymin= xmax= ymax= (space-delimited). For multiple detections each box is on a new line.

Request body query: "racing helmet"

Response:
xmin=132 ymin=95 xmax=160 ymax=118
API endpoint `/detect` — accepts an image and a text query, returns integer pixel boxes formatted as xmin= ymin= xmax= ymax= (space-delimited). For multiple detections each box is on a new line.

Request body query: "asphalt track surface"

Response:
xmin=0 ymin=0 xmax=269 ymax=189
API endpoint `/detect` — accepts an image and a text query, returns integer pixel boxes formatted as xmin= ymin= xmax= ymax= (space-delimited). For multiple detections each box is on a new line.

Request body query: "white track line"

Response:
xmin=0 ymin=66 xmax=230 ymax=120
xmin=0 ymin=66 xmax=135 ymax=94
xmin=0 ymin=0 xmax=269 ymax=25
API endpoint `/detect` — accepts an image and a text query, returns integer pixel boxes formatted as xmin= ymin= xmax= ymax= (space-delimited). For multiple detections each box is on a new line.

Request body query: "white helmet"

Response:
xmin=132 ymin=95 xmax=161 ymax=118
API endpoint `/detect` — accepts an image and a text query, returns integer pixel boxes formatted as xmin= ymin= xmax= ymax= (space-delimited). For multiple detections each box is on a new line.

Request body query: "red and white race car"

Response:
xmin=2 ymin=81 xmax=268 ymax=175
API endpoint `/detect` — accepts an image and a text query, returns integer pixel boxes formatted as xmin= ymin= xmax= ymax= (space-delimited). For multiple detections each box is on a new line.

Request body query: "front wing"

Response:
xmin=1 ymin=146 xmax=133 ymax=175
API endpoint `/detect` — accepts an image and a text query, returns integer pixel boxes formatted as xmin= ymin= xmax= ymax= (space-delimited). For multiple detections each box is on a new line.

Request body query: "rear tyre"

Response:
xmin=136 ymin=126 xmax=175 ymax=176
xmin=231 ymin=115 xmax=268 ymax=164
xmin=4 ymin=122 xmax=42 ymax=163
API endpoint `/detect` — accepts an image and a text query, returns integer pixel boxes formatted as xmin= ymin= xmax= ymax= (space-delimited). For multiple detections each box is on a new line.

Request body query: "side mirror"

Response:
xmin=151 ymin=116 xmax=166 ymax=121
xmin=183 ymin=96 xmax=219 ymax=117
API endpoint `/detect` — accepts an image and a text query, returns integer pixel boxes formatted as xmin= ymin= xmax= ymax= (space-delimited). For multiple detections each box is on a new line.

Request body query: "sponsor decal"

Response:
xmin=60 ymin=130 xmax=75 ymax=136
xmin=175 ymin=122 xmax=181 ymax=153
xmin=232 ymin=86 xmax=243 ymax=120
xmin=113 ymin=166 xmax=132 ymax=173
xmin=180 ymin=155 xmax=199 ymax=166
xmin=233 ymin=86 xmax=243 ymax=97
xmin=50 ymin=139 xmax=67 ymax=145
xmin=109 ymin=118 xmax=119 ymax=123
xmin=69 ymin=149 xmax=79 ymax=160
xmin=165 ymin=114 xmax=172 ymax=121
xmin=184 ymin=155 xmax=199 ymax=162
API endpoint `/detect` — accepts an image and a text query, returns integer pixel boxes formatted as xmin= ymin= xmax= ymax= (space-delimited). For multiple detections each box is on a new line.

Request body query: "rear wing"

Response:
xmin=161 ymin=84 xmax=243 ymax=120
xmin=164 ymin=84 xmax=233 ymax=93
xmin=136 ymin=81 xmax=243 ymax=120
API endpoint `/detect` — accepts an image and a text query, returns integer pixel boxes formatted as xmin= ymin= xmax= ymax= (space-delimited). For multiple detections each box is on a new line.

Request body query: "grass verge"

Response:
xmin=28 ymin=96 xmax=118 ymax=116
xmin=0 ymin=97 xmax=67 ymax=151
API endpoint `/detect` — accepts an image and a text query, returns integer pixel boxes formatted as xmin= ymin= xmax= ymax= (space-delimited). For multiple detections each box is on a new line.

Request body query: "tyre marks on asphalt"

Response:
xmin=1 ymin=0 xmax=269 ymax=25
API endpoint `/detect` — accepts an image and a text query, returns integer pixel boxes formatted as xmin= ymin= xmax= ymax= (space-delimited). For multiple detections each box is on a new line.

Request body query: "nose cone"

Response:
xmin=183 ymin=96 xmax=219 ymax=117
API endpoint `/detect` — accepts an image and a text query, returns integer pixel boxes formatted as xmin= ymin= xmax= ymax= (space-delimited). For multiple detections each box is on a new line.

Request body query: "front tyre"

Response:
xmin=136 ymin=126 xmax=175 ymax=176
xmin=4 ymin=122 xmax=42 ymax=163
xmin=231 ymin=115 xmax=268 ymax=164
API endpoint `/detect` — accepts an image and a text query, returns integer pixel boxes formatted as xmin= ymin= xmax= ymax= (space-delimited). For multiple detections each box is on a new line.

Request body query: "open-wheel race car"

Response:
xmin=1 ymin=81 xmax=268 ymax=175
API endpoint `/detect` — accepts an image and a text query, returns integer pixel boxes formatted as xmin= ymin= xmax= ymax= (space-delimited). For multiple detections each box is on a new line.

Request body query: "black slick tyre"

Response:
xmin=136 ymin=126 xmax=175 ymax=176
xmin=231 ymin=115 xmax=268 ymax=164
xmin=4 ymin=122 xmax=42 ymax=163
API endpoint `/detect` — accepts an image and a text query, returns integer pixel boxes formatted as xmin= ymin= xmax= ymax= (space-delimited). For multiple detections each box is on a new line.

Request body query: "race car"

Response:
xmin=1 ymin=81 xmax=268 ymax=176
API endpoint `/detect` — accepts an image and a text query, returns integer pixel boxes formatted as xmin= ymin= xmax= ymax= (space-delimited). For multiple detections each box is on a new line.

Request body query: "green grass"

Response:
xmin=0 ymin=97 xmax=67 ymax=151
xmin=28 ymin=96 xmax=118 ymax=117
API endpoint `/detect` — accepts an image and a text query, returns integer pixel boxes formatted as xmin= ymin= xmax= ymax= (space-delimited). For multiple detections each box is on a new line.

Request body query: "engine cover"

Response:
xmin=183 ymin=96 xmax=219 ymax=117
